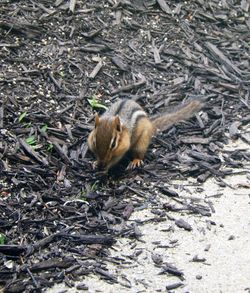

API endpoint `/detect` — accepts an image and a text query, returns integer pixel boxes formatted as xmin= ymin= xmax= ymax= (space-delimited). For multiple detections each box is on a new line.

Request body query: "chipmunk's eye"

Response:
xmin=110 ymin=137 xmax=117 ymax=150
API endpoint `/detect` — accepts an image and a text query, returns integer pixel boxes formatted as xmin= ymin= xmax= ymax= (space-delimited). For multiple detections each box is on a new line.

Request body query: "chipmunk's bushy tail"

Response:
xmin=152 ymin=100 xmax=204 ymax=133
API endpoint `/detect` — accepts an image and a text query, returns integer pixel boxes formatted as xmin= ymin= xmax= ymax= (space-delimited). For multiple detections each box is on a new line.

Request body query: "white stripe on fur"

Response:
xmin=131 ymin=110 xmax=146 ymax=128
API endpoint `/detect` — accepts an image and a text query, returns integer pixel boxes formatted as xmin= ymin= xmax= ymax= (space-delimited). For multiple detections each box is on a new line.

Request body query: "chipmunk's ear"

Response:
xmin=95 ymin=114 xmax=100 ymax=128
xmin=113 ymin=115 xmax=122 ymax=132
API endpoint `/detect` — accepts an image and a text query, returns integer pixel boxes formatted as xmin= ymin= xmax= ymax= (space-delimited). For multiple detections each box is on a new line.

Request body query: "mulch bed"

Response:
xmin=0 ymin=0 xmax=249 ymax=292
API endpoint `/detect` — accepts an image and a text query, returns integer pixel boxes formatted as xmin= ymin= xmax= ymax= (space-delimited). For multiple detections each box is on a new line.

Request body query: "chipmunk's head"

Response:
xmin=88 ymin=114 xmax=130 ymax=171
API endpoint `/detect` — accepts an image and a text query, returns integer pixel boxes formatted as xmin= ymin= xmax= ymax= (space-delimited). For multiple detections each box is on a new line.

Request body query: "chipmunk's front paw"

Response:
xmin=127 ymin=159 xmax=144 ymax=170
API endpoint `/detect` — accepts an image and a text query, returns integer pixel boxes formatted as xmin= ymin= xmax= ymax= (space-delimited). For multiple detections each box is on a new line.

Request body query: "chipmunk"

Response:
xmin=88 ymin=98 xmax=203 ymax=172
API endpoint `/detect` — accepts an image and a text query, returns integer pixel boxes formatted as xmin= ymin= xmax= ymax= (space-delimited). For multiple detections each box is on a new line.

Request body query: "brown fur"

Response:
xmin=152 ymin=100 xmax=203 ymax=132
xmin=88 ymin=116 xmax=131 ymax=170
xmin=130 ymin=117 xmax=153 ymax=160
xmin=88 ymin=99 xmax=203 ymax=172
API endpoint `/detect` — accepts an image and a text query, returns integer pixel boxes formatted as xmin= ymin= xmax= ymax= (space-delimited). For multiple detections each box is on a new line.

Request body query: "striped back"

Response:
xmin=102 ymin=99 xmax=147 ymax=132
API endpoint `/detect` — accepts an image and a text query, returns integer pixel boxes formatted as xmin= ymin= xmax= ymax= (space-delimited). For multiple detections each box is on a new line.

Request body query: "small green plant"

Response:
xmin=59 ymin=71 xmax=65 ymax=77
xmin=47 ymin=143 xmax=53 ymax=151
xmin=26 ymin=135 xmax=40 ymax=150
xmin=24 ymin=122 xmax=32 ymax=128
xmin=87 ymin=96 xmax=107 ymax=110
xmin=80 ymin=181 xmax=99 ymax=200
xmin=41 ymin=124 xmax=48 ymax=133
xmin=0 ymin=234 xmax=6 ymax=245
xmin=26 ymin=135 xmax=37 ymax=146
xmin=18 ymin=111 xmax=27 ymax=122
xmin=91 ymin=181 xmax=98 ymax=191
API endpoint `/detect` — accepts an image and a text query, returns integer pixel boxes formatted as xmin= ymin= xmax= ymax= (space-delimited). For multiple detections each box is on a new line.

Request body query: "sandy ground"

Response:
xmin=48 ymin=139 xmax=250 ymax=293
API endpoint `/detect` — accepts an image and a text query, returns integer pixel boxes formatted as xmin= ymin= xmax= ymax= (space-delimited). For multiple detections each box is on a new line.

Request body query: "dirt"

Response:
xmin=0 ymin=1 xmax=250 ymax=292
xmin=48 ymin=139 xmax=250 ymax=293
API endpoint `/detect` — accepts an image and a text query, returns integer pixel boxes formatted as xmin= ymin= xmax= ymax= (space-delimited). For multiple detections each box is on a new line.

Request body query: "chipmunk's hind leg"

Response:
xmin=127 ymin=118 xmax=153 ymax=169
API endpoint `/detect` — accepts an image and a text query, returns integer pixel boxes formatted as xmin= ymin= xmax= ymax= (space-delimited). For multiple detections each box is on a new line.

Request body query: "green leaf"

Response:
xmin=91 ymin=181 xmax=98 ymax=191
xmin=26 ymin=135 xmax=37 ymax=146
xmin=59 ymin=71 xmax=65 ymax=77
xmin=47 ymin=143 xmax=53 ymax=151
xmin=0 ymin=234 xmax=6 ymax=245
xmin=18 ymin=112 xmax=27 ymax=122
xmin=41 ymin=124 xmax=48 ymax=133
xmin=87 ymin=97 xmax=108 ymax=110
xmin=24 ymin=122 xmax=32 ymax=128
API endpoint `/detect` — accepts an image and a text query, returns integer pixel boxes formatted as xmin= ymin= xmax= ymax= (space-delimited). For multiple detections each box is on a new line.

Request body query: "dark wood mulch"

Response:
xmin=0 ymin=0 xmax=249 ymax=292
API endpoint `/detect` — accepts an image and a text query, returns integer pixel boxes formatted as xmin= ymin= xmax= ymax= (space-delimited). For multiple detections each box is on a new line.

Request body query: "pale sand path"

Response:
xmin=48 ymin=140 xmax=250 ymax=292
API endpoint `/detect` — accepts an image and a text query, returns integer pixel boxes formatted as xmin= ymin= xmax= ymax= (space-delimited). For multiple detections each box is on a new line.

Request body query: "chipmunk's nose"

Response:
xmin=97 ymin=161 xmax=106 ymax=170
